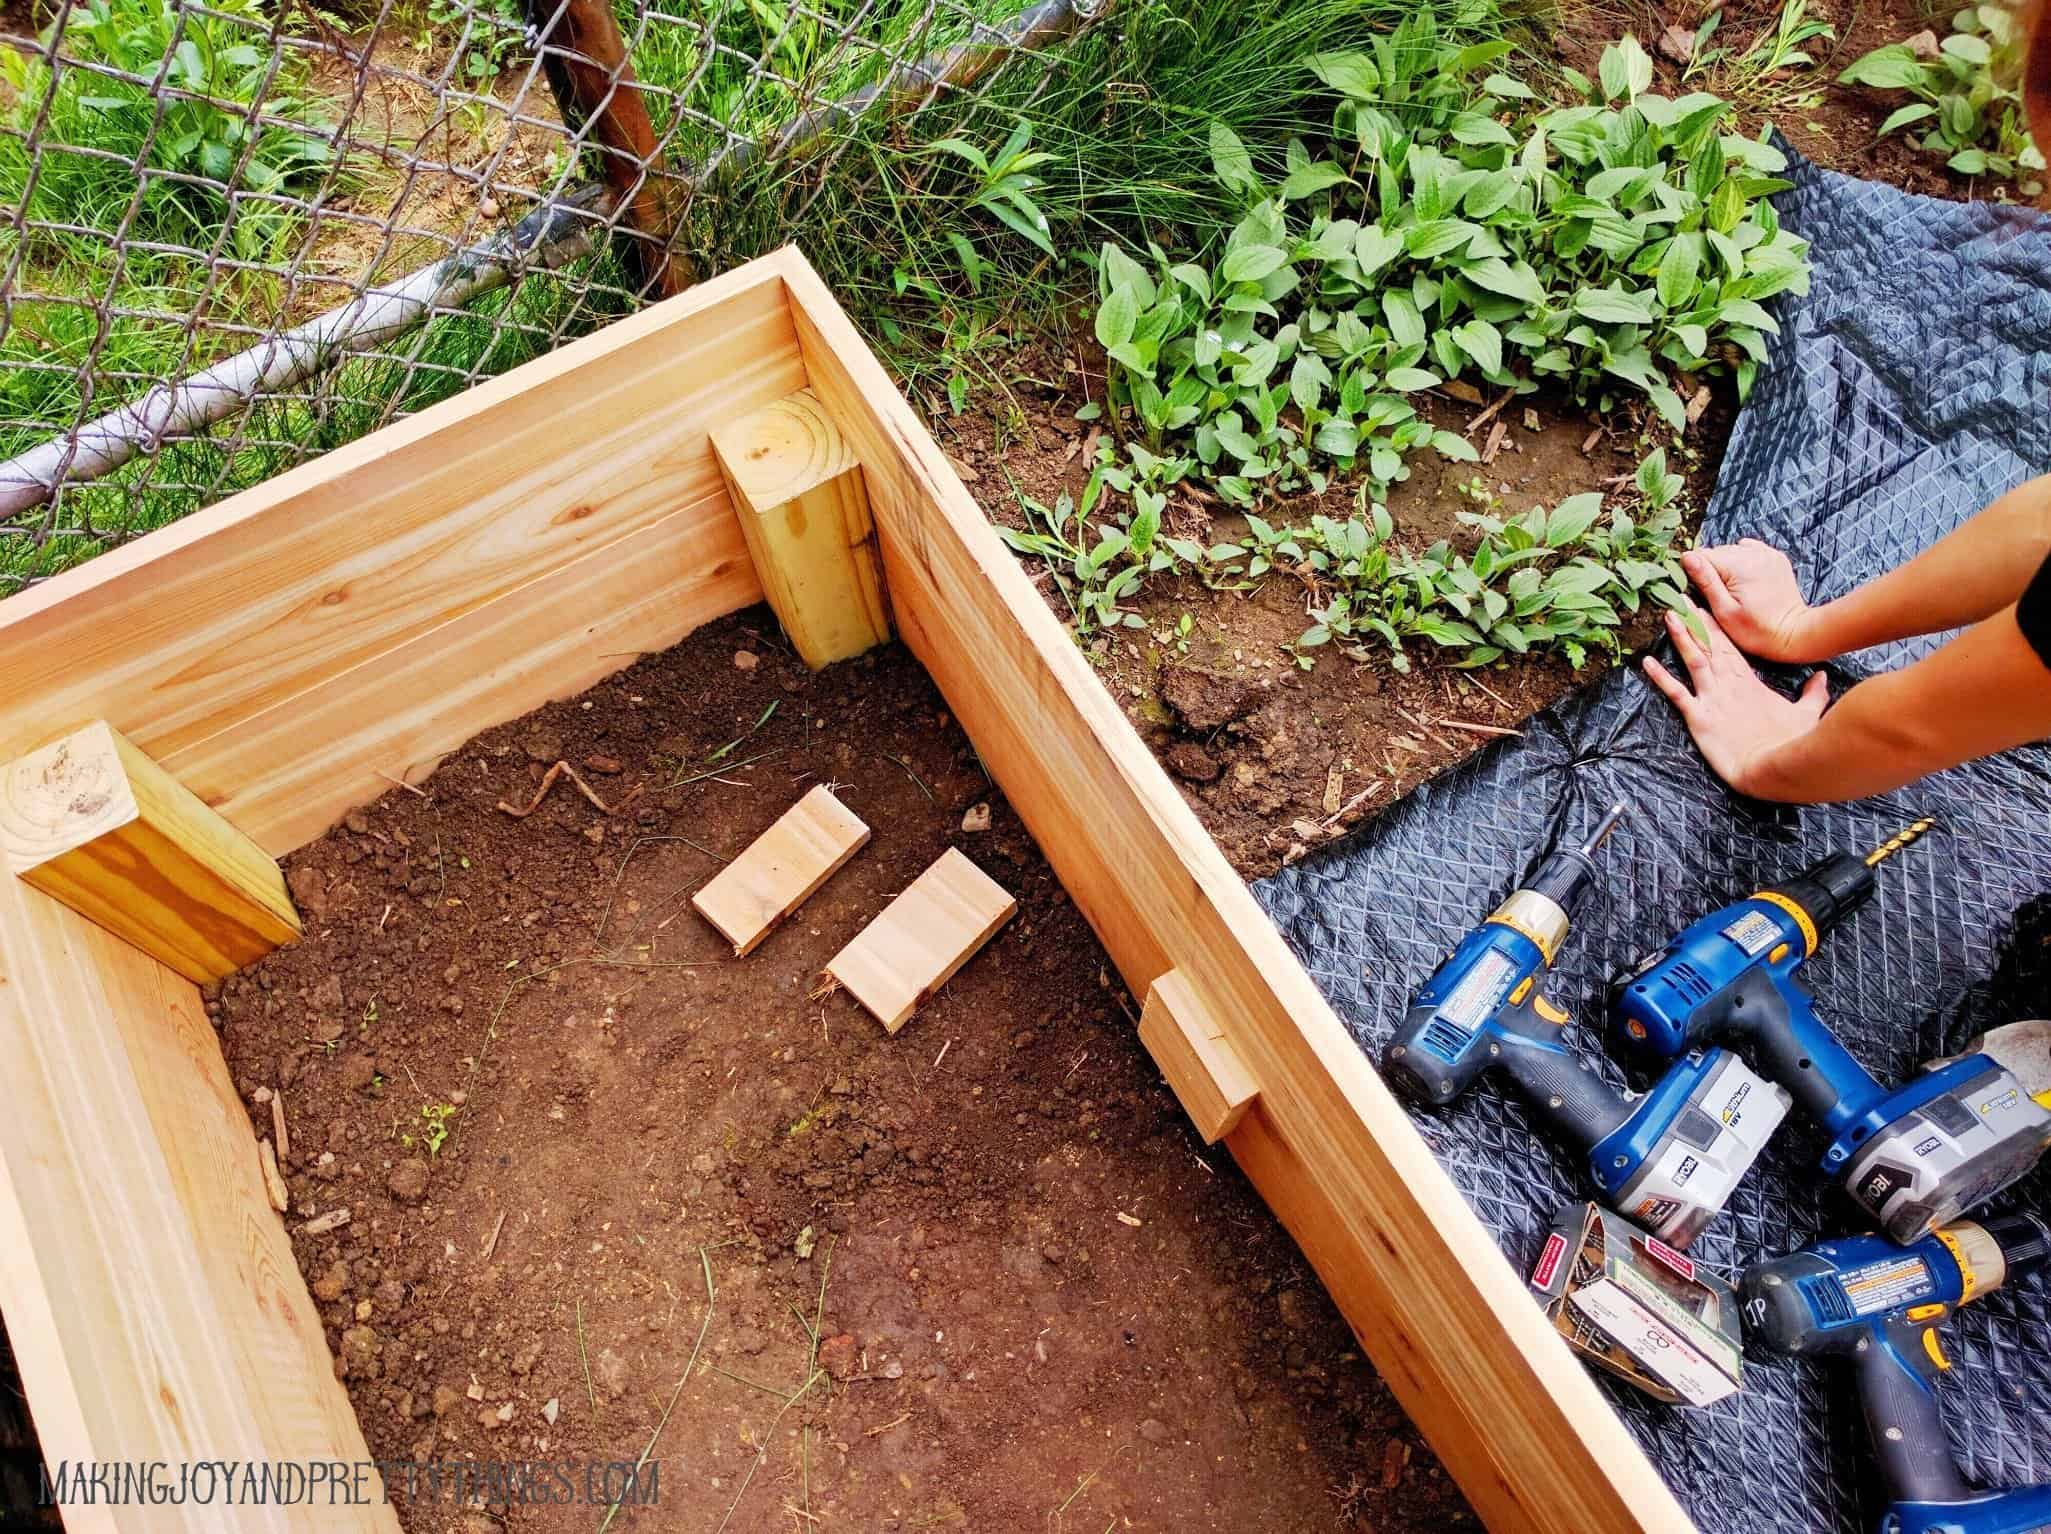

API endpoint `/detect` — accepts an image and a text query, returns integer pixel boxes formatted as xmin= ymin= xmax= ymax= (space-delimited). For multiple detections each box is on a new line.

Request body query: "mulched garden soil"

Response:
xmin=197 ymin=611 xmax=1476 ymax=1534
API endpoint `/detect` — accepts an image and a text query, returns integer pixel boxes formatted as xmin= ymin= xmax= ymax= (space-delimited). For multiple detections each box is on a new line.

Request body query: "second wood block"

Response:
xmin=828 ymin=847 xmax=1016 ymax=1033
xmin=692 ymin=785 xmax=870 ymax=956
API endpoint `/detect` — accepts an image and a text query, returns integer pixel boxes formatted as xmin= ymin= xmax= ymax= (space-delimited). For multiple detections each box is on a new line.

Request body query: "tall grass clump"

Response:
xmin=666 ymin=0 xmax=1497 ymax=399
xmin=0 ymin=0 xmax=342 ymax=259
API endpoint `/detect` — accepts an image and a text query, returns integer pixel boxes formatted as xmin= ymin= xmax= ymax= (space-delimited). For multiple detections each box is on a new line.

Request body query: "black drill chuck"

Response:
xmin=1760 ymin=851 xmax=1875 ymax=945
xmin=1526 ymin=801 xmax=1628 ymax=920
xmin=1983 ymin=1211 xmax=2051 ymax=1281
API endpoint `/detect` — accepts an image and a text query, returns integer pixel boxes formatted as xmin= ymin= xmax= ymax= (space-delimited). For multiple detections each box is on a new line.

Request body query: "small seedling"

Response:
xmin=421 ymin=1102 xmax=457 ymax=1157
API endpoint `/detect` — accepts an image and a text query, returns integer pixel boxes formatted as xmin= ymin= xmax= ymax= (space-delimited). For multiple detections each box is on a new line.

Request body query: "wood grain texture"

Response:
xmin=710 ymin=389 xmax=890 ymax=669
xmin=1138 ymin=968 xmax=1258 ymax=1143
xmin=0 ymin=258 xmax=798 ymax=856
xmin=775 ymin=246 xmax=1692 ymax=1534
xmin=1 ymin=721 xmax=299 ymax=983
xmin=692 ymin=784 xmax=869 ymax=955
xmin=157 ymin=491 xmax=759 ymax=857
xmin=827 ymin=847 xmax=1015 ymax=1033
xmin=0 ymin=873 xmax=395 ymax=1532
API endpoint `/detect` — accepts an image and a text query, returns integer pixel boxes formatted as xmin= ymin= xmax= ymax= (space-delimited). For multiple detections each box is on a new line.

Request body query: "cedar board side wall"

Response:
xmin=0 ymin=247 xmax=1683 ymax=1533
xmin=0 ymin=260 xmax=792 ymax=1529
xmin=773 ymin=249 xmax=1694 ymax=1534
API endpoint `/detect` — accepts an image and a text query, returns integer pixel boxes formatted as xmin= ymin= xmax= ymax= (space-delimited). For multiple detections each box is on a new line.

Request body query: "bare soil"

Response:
xmin=196 ymin=612 xmax=1472 ymax=1534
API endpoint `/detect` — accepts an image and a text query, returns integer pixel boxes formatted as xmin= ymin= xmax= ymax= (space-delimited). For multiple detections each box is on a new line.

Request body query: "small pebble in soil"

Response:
xmin=595 ymin=1347 xmax=630 ymax=1400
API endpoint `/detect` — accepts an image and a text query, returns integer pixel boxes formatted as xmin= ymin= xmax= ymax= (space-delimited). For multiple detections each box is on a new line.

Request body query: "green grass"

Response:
xmin=674 ymin=0 xmax=1495 ymax=404
xmin=0 ymin=255 xmax=630 ymax=591
xmin=0 ymin=0 xmax=1495 ymax=594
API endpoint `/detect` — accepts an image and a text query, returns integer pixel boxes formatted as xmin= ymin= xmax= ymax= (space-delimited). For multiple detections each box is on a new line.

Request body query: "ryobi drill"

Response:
xmin=1741 ymin=1214 xmax=2051 ymax=1534
xmin=1613 ymin=822 xmax=2051 ymax=1244
xmin=1385 ymin=803 xmax=1792 ymax=1247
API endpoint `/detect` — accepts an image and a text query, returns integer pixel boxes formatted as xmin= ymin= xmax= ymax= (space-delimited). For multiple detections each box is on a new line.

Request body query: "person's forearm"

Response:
xmin=1793 ymin=476 xmax=2051 ymax=660
xmin=1745 ymin=608 xmax=2051 ymax=802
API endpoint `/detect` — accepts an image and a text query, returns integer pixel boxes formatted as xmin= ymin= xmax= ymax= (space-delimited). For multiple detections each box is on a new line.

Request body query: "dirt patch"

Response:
xmin=206 ymin=610 xmax=1477 ymax=1534
xmin=941 ymin=370 xmax=1725 ymax=880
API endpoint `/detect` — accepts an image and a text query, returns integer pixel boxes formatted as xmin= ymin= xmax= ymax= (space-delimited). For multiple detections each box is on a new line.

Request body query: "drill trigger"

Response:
xmin=1923 ymin=1327 xmax=1951 ymax=1373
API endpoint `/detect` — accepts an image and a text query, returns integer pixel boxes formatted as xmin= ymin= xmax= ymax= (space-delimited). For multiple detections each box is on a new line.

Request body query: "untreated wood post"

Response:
xmin=1138 ymin=968 xmax=1260 ymax=1142
xmin=0 ymin=720 xmax=301 ymax=984
xmin=710 ymin=388 xmax=892 ymax=669
xmin=524 ymin=0 xmax=688 ymax=298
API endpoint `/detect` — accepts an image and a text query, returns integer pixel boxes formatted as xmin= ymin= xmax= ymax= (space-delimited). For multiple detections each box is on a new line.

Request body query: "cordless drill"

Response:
xmin=1385 ymin=803 xmax=1792 ymax=1247
xmin=1612 ymin=822 xmax=2051 ymax=1244
xmin=1741 ymin=1215 xmax=2051 ymax=1534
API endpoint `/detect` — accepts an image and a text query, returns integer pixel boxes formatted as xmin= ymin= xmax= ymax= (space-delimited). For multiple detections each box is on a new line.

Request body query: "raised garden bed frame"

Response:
xmin=0 ymin=248 xmax=1693 ymax=1533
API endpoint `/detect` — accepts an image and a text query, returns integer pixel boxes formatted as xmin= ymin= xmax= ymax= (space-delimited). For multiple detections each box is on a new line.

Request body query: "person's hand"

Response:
xmin=1679 ymin=539 xmax=1821 ymax=663
xmin=1642 ymin=602 xmax=1829 ymax=798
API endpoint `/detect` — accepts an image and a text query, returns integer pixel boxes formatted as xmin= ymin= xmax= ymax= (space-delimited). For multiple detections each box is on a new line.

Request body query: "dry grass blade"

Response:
xmin=597 ymin=1246 xmax=719 ymax=1534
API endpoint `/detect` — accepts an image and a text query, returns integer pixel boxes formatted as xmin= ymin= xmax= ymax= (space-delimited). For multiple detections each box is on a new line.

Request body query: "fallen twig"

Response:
xmin=301 ymin=1207 xmax=350 ymax=1236
xmin=1464 ymin=387 xmax=1515 ymax=439
xmin=258 ymin=1138 xmax=289 ymax=1214
xmin=1320 ymin=784 xmax=1383 ymax=829
xmin=1434 ymin=717 xmax=1523 ymax=739
xmin=481 ymin=1209 xmax=507 ymax=1263
xmin=499 ymin=761 xmax=612 ymax=818
xmin=373 ymin=769 xmax=430 ymax=799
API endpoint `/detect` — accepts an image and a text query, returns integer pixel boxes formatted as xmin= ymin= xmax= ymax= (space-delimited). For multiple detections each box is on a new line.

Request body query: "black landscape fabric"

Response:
xmin=1254 ymin=146 xmax=2051 ymax=1533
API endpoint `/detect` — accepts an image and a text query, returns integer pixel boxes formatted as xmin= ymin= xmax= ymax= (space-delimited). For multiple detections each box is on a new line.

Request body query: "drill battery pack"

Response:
xmin=1530 ymin=1202 xmax=1744 ymax=1407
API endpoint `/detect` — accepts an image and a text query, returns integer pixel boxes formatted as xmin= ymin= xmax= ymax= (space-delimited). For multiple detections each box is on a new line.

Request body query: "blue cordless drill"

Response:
xmin=1384 ymin=803 xmax=1791 ymax=1248
xmin=1741 ymin=1214 xmax=2051 ymax=1534
xmin=1612 ymin=822 xmax=2051 ymax=1244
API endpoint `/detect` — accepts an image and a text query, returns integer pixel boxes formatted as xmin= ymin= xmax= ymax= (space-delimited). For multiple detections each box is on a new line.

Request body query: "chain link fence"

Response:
xmin=0 ymin=0 xmax=1106 ymax=593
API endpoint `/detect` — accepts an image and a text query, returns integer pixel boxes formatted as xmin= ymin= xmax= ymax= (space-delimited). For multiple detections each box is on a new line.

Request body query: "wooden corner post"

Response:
xmin=710 ymin=388 xmax=891 ymax=669
xmin=0 ymin=719 xmax=301 ymax=984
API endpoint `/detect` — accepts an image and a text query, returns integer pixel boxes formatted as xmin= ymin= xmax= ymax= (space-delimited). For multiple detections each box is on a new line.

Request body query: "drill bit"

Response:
xmin=1579 ymin=800 xmax=1629 ymax=857
xmin=1865 ymin=816 xmax=1938 ymax=868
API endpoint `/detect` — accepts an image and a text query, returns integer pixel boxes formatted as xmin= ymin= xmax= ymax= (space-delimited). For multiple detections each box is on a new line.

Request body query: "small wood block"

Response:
xmin=1138 ymin=968 xmax=1259 ymax=1143
xmin=710 ymin=388 xmax=891 ymax=669
xmin=692 ymin=784 xmax=870 ymax=956
xmin=828 ymin=847 xmax=1016 ymax=1033
xmin=0 ymin=719 xmax=301 ymax=984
